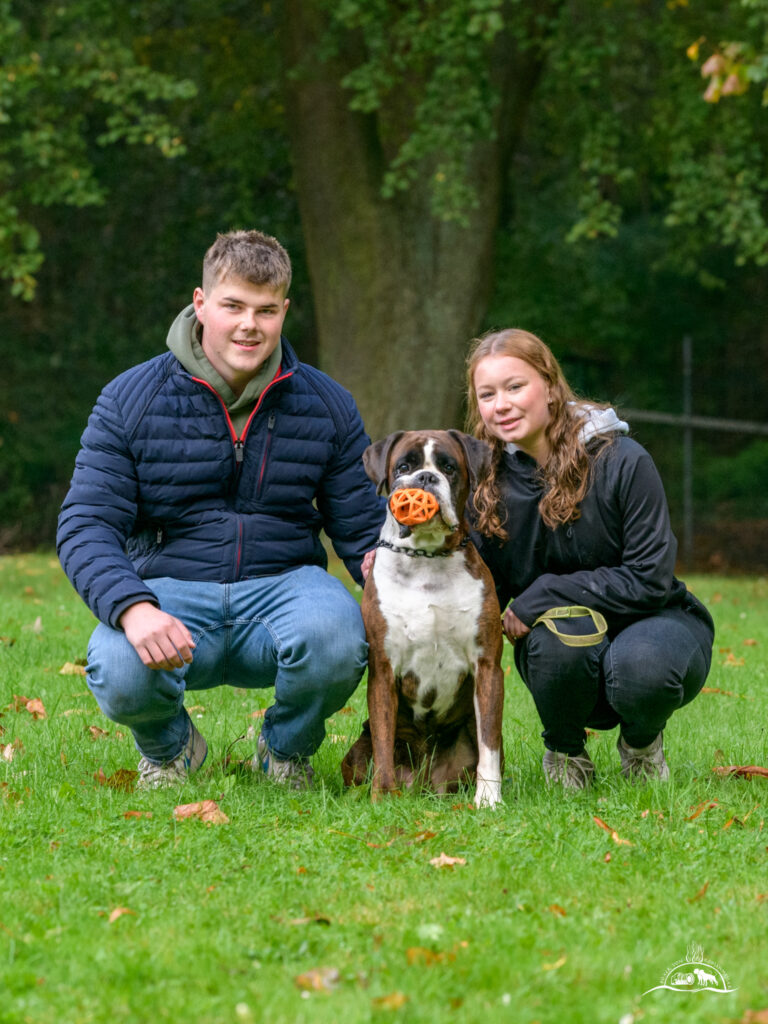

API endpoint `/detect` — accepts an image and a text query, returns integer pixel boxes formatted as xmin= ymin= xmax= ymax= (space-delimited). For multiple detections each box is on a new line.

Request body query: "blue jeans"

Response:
xmin=86 ymin=567 xmax=368 ymax=763
xmin=514 ymin=600 xmax=714 ymax=755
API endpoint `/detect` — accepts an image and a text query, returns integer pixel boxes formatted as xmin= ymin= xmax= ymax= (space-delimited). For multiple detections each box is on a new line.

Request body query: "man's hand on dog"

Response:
xmin=502 ymin=607 xmax=530 ymax=644
xmin=120 ymin=602 xmax=196 ymax=670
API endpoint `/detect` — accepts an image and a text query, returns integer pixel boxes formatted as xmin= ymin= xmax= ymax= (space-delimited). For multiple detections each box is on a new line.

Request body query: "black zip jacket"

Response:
xmin=471 ymin=436 xmax=713 ymax=636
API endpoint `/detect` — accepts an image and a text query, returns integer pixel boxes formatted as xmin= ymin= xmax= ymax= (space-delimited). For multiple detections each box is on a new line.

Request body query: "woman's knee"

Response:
xmin=605 ymin=618 xmax=709 ymax=715
xmin=517 ymin=623 xmax=603 ymax=689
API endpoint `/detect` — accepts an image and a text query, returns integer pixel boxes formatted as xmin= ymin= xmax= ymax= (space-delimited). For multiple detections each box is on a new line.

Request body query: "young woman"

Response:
xmin=466 ymin=328 xmax=714 ymax=789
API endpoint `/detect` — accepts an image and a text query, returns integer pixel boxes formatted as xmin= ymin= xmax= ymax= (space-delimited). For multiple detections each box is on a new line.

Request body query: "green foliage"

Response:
xmin=2 ymin=0 xmax=768 ymax=549
xmin=694 ymin=439 xmax=768 ymax=517
xmin=529 ymin=0 xmax=768 ymax=277
xmin=310 ymin=0 xmax=768 ymax=270
xmin=0 ymin=0 xmax=195 ymax=298
xmin=318 ymin=0 xmax=513 ymax=223
xmin=694 ymin=0 xmax=768 ymax=104
xmin=0 ymin=0 xmax=306 ymax=552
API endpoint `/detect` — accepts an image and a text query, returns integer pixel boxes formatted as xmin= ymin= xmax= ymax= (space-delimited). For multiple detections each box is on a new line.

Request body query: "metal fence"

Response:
xmin=623 ymin=337 xmax=768 ymax=570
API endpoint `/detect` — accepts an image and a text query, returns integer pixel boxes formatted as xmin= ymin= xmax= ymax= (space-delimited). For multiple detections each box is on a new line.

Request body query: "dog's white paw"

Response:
xmin=472 ymin=779 xmax=503 ymax=810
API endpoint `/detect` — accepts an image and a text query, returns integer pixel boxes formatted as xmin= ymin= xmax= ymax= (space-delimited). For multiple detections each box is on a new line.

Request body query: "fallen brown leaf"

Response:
xmin=10 ymin=694 xmax=47 ymax=718
xmin=542 ymin=955 xmax=567 ymax=971
xmin=593 ymin=816 xmax=633 ymax=846
xmin=686 ymin=799 xmax=719 ymax=821
xmin=548 ymin=904 xmax=567 ymax=917
xmin=743 ymin=638 xmax=758 ymax=646
xmin=294 ymin=966 xmax=339 ymax=992
xmin=366 ymin=828 xmax=405 ymax=849
xmin=371 ymin=992 xmax=408 ymax=1010
xmin=123 ymin=811 xmax=153 ymax=819
xmin=0 ymin=782 xmax=24 ymax=802
xmin=59 ymin=662 xmax=86 ymax=676
xmin=25 ymin=698 xmax=47 ymax=719
xmin=93 ymin=768 xmax=137 ymax=792
xmin=408 ymin=829 xmax=437 ymax=845
xmin=406 ymin=946 xmax=456 ymax=966
xmin=723 ymin=652 xmax=745 ymax=668
xmin=688 ymin=880 xmax=709 ymax=903
xmin=429 ymin=852 xmax=466 ymax=868
xmin=173 ymin=800 xmax=230 ymax=825
xmin=87 ymin=726 xmax=110 ymax=740
xmin=108 ymin=907 xmax=136 ymax=923
xmin=742 ymin=1011 xmax=768 ymax=1024
xmin=713 ymin=765 xmax=768 ymax=780
xmin=1 ymin=739 xmax=23 ymax=763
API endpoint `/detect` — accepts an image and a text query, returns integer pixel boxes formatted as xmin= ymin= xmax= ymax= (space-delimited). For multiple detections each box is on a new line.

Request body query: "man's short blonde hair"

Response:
xmin=202 ymin=230 xmax=292 ymax=293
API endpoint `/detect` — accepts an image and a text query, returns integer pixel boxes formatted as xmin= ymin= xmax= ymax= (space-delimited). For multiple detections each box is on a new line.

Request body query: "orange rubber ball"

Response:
xmin=389 ymin=488 xmax=440 ymax=526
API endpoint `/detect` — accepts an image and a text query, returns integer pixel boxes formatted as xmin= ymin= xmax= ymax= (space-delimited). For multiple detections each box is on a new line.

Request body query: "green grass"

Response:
xmin=1 ymin=553 xmax=767 ymax=1024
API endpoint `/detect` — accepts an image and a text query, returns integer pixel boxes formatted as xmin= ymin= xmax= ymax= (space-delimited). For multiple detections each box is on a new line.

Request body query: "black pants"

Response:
xmin=513 ymin=601 xmax=714 ymax=756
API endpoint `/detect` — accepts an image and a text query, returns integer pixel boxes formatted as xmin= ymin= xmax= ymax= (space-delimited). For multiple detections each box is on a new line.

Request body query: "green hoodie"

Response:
xmin=166 ymin=304 xmax=283 ymax=436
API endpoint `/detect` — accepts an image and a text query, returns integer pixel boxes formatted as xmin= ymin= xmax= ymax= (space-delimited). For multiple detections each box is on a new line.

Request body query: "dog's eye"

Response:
xmin=396 ymin=461 xmax=411 ymax=474
xmin=438 ymin=459 xmax=458 ymax=476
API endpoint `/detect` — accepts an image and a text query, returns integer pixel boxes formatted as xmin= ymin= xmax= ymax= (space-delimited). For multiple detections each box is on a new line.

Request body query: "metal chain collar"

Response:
xmin=376 ymin=536 xmax=470 ymax=559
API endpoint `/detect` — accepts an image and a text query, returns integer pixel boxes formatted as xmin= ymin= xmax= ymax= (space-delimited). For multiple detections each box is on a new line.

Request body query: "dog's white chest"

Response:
xmin=373 ymin=551 xmax=485 ymax=720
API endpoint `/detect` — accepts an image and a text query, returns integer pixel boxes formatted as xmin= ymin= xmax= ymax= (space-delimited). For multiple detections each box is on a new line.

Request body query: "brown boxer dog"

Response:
xmin=341 ymin=430 xmax=504 ymax=808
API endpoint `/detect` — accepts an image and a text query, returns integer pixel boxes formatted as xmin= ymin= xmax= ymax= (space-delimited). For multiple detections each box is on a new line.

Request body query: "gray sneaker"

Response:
xmin=137 ymin=723 xmax=208 ymax=790
xmin=254 ymin=731 xmax=314 ymax=790
xmin=542 ymin=748 xmax=595 ymax=790
xmin=617 ymin=731 xmax=670 ymax=781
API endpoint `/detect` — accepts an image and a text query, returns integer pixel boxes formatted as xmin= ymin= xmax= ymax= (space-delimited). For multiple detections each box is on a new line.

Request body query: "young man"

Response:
xmin=57 ymin=230 xmax=385 ymax=790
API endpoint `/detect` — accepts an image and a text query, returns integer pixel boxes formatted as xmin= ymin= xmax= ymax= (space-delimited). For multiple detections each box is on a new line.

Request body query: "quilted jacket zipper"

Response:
xmin=256 ymin=412 xmax=276 ymax=497
xmin=190 ymin=370 xmax=293 ymax=468
xmin=190 ymin=370 xmax=293 ymax=579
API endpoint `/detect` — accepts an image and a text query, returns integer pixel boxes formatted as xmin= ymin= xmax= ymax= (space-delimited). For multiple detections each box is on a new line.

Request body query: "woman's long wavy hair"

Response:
xmin=466 ymin=328 xmax=612 ymax=540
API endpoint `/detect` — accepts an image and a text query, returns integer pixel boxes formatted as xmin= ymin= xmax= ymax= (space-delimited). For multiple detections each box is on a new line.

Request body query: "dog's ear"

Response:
xmin=363 ymin=432 xmax=405 ymax=495
xmin=447 ymin=430 xmax=492 ymax=493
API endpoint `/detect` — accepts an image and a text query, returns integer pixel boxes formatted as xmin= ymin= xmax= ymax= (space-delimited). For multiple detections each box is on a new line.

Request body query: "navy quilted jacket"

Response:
xmin=57 ymin=338 xmax=385 ymax=628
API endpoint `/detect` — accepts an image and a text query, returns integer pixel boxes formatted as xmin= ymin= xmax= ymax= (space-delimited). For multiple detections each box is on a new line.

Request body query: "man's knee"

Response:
xmin=86 ymin=625 xmax=182 ymax=724
xmin=281 ymin=595 xmax=367 ymax=678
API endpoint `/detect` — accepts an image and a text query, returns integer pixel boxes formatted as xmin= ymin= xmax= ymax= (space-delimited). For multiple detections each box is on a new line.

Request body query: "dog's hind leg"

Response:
xmin=429 ymin=726 xmax=478 ymax=795
xmin=340 ymin=723 xmax=373 ymax=787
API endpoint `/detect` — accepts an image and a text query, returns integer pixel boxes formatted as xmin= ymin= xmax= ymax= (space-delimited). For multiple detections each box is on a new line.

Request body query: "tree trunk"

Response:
xmin=280 ymin=1 xmax=549 ymax=440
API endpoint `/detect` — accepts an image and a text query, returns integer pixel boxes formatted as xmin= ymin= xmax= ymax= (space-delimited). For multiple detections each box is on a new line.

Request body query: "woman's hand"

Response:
xmin=361 ymin=548 xmax=376 ymax=582
xmin=502 ymin=607 xmax=530 ymax=643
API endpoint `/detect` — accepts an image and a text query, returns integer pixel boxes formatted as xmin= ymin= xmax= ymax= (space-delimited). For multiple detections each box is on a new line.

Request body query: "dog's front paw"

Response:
xmin=472 ymin=779 xmax=503 ymax=810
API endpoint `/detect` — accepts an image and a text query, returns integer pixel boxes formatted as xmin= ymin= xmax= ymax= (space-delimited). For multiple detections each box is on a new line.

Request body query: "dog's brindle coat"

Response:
xmin=341 ymin=430 xmax=504 ymax=808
